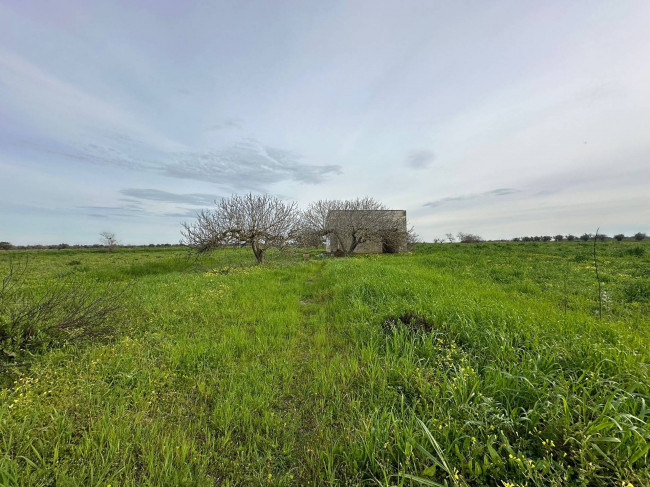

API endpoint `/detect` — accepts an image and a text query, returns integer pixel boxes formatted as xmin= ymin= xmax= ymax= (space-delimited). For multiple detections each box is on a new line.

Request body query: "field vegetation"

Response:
xmin=0 ymin=241 xmax=649 ymax=486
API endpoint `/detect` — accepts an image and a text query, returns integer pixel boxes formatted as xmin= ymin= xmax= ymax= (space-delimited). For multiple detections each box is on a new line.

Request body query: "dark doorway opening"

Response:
xmin=382 ymin=238 xmax=398 ymax=253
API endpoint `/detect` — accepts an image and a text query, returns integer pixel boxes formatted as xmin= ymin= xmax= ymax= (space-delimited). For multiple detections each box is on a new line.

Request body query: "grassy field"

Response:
xmin=0 ymin=241 xmax=649 ymax=486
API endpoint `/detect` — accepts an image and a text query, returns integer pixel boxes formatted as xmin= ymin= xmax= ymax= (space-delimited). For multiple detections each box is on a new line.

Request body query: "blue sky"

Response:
xmin=1 ymin=0 xmax=649 ymax=244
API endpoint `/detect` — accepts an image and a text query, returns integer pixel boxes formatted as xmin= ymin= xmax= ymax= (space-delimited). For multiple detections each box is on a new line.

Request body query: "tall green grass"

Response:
xmin=0 ymin=242 xmax=648 ymax=485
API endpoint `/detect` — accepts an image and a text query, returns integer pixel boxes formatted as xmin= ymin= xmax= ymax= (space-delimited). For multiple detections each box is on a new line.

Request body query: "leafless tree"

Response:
xmin=456 ymin=232 xmax=483 ymax=243
xmin=99 ymin=232 xmax=118 ymax=252
xmin=181 ymin=193 xmax=298 ymax=264
xmin=300 ymin=197 xmax=409 ymax=255
xmin=406 ymin=226 xmax=419 ymax=247
xmin=445 ymin=233 xmax=455 ymax=243
xmin=295 ymin=199 xmax=336 ymax=248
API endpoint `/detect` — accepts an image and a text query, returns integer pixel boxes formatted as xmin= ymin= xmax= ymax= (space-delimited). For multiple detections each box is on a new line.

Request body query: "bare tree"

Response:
xmin=456 ymin=232 xmax=483 ymax=243
xmin=445 ymin=233 xmax=455 ymax=243
xmin=295 ymin=199 xmax=336 ymax=248
xmin=181 ymin=193 xmax=298 ymax=264
xmin=99 ymin=232 xmax=118 ymax=252
xmin=406 ymin=227 xmax=419 ymax=248
xmin=325 ymin=198 xmax=406 ymax=255
xmin=298 ymin=197 xmax=409 ymax=255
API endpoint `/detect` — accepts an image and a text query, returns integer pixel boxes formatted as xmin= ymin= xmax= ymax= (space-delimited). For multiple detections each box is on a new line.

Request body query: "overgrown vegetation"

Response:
xmin=0 ymin=242 xmax=648 ymax=486
xmin=0 ymin=258 xmax=128 ymax=365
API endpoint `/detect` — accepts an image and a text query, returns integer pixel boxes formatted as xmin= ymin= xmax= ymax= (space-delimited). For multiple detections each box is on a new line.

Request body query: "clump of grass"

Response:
xmin=382 ymin=311 xmax=436 ymax=333
xmin=1 ymin=258 xmax=129 ymax=365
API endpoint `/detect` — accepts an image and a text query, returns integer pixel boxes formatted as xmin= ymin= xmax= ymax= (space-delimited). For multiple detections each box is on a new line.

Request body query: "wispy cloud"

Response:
xmin=204 ymin=118 xmax=244 ymax=131
xmin=163 ymin=141 xmax=342 ymax=188
xmin=43 ymin=137 xmax=341 ymax=190
xmin=423 ymin=188 xmax=519 ymax=208
xmin=119 ymin=188 xmax=219 ymax=206
xmin=405 ymin=149 xmax=435 ymax=169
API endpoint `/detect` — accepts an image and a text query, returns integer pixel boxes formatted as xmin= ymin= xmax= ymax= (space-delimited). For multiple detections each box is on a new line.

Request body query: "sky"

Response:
xmin=1 ymin=0 xmax=649 ymax=245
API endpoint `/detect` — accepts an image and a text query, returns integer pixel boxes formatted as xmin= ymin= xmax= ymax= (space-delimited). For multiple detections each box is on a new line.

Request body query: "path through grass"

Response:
xmin=1 ymin=242 xmax=648 ymax=485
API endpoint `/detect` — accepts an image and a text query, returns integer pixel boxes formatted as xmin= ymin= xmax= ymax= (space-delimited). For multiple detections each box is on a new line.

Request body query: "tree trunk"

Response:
xmin=251 ymin=241 xmax=265 ymax=264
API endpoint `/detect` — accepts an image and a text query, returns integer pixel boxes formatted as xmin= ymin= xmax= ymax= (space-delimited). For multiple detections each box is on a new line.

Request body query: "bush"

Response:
xmin=623 ymin=280 xmax=650 ymax=302
xmin=623 ymin=246 xmax=645 ymax=257
xmin=0 ymin=259 xmax=128 ymax=362
xmin=456 ymin=232 xmax=483 ymax=243
xmin=614 ymin=234 xmax=625 ymax=241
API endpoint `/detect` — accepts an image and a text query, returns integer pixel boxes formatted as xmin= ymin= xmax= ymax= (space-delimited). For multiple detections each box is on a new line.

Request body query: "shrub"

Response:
xmin=0 ymin=259 xmax=128 ymax=362
xmin=456 ymin=232 xmax=483 ymax=243
xmin=623 ymin=246 xmax=645 ymax=257
xmin=614 ymin=234 xmax=625 ymax=241
xmin=623 ymin=280 xmax=650 ymax=302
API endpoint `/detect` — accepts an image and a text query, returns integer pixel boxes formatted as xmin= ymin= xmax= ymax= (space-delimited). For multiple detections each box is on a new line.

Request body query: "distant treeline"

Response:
xmin=511 ymin=232 xmax=646 ymax=242
xmin=431 ymin=231 xmax=648 ymax=244
xmin=0 ymin=242 xmax=185 ymax=251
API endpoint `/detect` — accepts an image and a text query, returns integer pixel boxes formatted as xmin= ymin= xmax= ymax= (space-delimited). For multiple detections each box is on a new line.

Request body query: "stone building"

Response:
xmin=325 ymin=209 xmax=408 ymax=254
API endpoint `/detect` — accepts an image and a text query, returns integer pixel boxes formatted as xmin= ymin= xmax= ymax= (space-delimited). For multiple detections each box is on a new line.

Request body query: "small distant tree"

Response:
xmin=596 ymin=234 xmax=607 ymax=241
xmin=99 ymin=232 xmax=118 ymax=252
xmin=182 ymin=193 xmax=298 ymax=264
xmin=0 ymin=242 xmax=13 ymax=250
xmin=554 ymin=235 xmax=564 ymax=241
xmin=457 ymin=232 xmax=483 ymax=243
xmin=445 ymin=233 xmax=455 ymax=243
xmin=542 ymin=235 xmax=552 ymax=242
xmin=634 ymin=232 xmax=647 ymax=241
xmin=512 ymin=237 xmax=521 ymax=242
xmin=614 ymin=234 xmax=625 ymax=241
xmin=579 ymin=233 xmax=591 ymax=242
xmin=566 ymin=234 xmax=576 ymax=241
